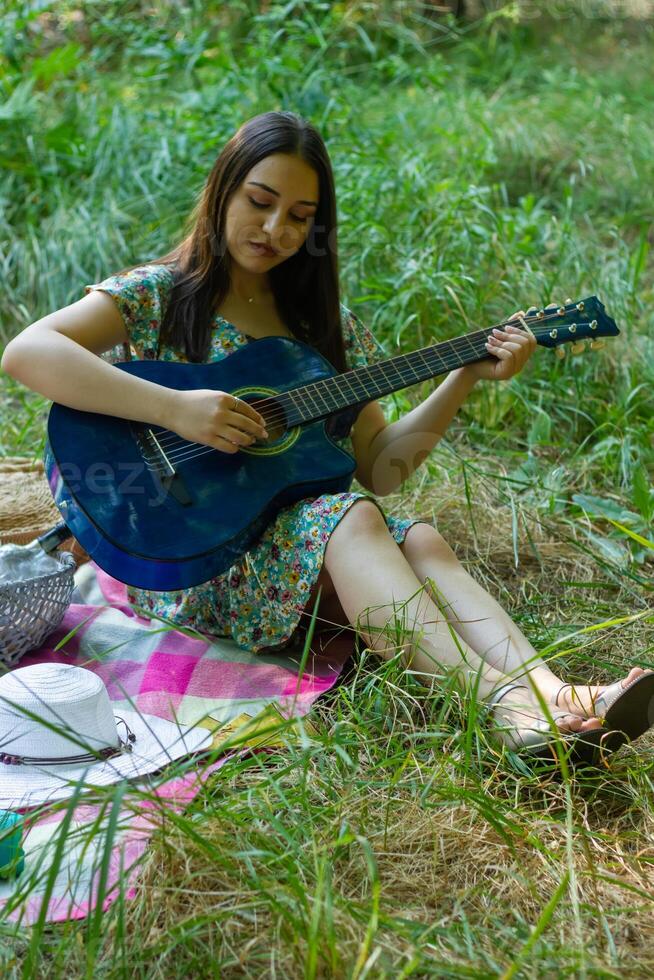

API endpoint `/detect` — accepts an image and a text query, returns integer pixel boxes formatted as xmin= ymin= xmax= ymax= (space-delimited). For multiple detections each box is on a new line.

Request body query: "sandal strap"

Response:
xmin=555 ymin=682 xmax=603 ymax=718
xmin=486 ymin=682 xmax=529 ymax=709
xmin=488 ymin=683 xmax=575 ymax=726
xmin=485 ymin=683 xmax=576 ymax=752
xmin=592 ymin=680 xmax=625 ymax=717
xmin=554 ymin=683 xmax=573 ymax=708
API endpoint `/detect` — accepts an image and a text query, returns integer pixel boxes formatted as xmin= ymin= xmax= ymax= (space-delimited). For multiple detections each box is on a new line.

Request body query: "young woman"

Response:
xmin=3 ymin=110 xmax=652 ymax=763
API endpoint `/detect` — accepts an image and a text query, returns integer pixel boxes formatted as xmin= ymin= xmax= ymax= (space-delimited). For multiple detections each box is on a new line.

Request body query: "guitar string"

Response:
xmin=151 ymin=311 xmax=590 ymax=468
xmin=145 ymin=309 xmax=593 ymax=468
xmin=152 ymin=308 xmax=579 ymax=450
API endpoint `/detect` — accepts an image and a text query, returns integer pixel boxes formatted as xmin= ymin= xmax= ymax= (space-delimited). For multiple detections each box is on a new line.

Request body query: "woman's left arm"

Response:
xmin=355 ymin=310 xmax=536 ymax=497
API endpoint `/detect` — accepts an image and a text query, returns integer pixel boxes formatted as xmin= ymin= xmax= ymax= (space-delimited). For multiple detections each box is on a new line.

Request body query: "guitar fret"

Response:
xmin=313 ymin=380 xmax=334 ymax=413
xmin=344 ymin=369 xmax=375 ymax=402
xmin=379 ymin=355 xmax=415 ymax=388
xmin=317 ymin=377 xmax=339 ymax=410
xmin=338 ymin=371 xmax=368 ymax=408
xmin=416 ymin=350 xmax=433 ymax=377
xmin=339 ymin=372 xmax=362 ymax=403
xmin=425 ymin=346 xmax=451 ymax=375
xmin=462 ymin=333 xmax=478 ymax=358
xmin=285 ymin=388 xmax=307 ymax=422
xmin=358 ymin=366 xmax=384 ymax=397
xmin=402 ymin=354 xmax=422 ymax=384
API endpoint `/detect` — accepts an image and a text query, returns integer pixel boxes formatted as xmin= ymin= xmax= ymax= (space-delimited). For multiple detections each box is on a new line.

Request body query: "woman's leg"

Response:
xmin=397 ymin=523 xmax=646 ymax=714
xmin=320 ymin=501 xmax=601 ymax=736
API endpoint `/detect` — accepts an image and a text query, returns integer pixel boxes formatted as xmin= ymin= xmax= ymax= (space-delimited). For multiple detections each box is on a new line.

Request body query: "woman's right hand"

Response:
xmin=165 ymin=389 xmax=268 ymax=454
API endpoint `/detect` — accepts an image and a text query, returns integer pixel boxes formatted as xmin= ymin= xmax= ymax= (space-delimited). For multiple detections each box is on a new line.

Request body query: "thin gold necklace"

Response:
xmin=232 ymin=287 xmax=269 ymax=305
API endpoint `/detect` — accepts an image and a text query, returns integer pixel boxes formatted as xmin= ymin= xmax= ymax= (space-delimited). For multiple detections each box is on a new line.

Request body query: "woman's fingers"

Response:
xmin=474 ymin=307 xmax=539 ymax=380
xmin=491 ymin=327 xmax=532 ymax=343
xmin=487 ymin=324 xmax=535 ymax=359
xmin=486 ymin=337 xmax=523 ymax=355
xmin=229 ymin=410 xmax=267 ymax=439
xmin=487 ymin=345 xmax=515 ymax=360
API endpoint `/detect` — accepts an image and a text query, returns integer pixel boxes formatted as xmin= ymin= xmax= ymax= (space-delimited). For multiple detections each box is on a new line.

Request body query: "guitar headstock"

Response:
xmin=522 ymin=296 xmax=619 ymax=357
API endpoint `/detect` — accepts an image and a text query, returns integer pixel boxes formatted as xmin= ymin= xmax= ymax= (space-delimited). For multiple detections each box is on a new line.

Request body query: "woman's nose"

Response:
xmin=262 ymin=210 xmax=282 ymax=237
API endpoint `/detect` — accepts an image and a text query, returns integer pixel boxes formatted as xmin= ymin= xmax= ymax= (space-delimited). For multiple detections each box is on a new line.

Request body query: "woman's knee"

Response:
xmin=325 ymin=499 xmax=389 ymax=558
xmin=401 ymin=522 xmax=457 ymax=564
xmin=339 ymin=498 xmax=387 ymax=533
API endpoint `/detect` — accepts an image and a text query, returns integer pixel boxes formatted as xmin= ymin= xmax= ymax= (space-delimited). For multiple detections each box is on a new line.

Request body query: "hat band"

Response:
xmin=0 ymin=716 xmax=136 ymax=767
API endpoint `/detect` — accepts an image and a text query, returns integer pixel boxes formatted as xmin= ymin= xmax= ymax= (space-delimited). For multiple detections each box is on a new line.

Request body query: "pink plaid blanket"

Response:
xmin=0 ymin=560 xmax=354 ymax=925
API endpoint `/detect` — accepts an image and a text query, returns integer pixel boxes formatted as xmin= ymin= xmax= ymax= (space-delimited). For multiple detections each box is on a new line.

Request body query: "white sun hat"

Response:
xmin=0 ymin=663 xmax=213 ymax=809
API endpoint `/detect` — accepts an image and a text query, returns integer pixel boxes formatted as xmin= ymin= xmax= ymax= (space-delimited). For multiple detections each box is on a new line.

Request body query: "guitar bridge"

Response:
xmin=131 ymin=423 xmax=192 ymax=507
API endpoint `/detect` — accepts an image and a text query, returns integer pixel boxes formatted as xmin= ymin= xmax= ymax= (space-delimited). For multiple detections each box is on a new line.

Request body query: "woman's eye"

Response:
xmin=247 ymin=197 xmax=308 ymax=223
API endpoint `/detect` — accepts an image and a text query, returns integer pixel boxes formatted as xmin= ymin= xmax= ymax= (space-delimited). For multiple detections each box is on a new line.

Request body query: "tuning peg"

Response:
xmin=545 ymin=303 xmax=558 ymax=311
xmin=571 ymin=341 xmax=586 ymax=355
xmin=526 ymin=306 xmax=538 ymax=315
xmin=590 ymin=339 xmax=606 ymax=351
xmin=565 ymin=297 xmax=572 ymax=304
xmin=555 ymin=347 xmax=566 ymax=359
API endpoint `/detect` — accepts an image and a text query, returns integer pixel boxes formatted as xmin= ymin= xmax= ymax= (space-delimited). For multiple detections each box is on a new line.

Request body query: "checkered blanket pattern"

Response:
xmin=0 ymin=560 xmax=353 ymax=925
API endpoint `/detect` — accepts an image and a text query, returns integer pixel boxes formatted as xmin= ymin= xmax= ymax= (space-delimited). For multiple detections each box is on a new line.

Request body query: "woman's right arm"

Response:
xmin=1 ymin=290 xmax=178 ymax=427
xmin=0 ymin=290 xmax=267 ymax=451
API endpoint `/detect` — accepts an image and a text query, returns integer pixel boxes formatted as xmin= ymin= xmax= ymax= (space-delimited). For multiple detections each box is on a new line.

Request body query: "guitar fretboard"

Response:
xmin=278 ymin=326 xmax=497 ymax=426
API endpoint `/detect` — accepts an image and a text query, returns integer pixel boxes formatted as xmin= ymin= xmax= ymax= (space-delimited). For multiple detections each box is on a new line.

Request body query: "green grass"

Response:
xmin=1 ymin=1 xmax=653 ymax=975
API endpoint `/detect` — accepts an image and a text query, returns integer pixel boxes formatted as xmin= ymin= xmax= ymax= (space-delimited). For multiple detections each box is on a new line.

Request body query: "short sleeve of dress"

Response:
xmin=340 ymin=304 xmax=386 ymax=370
xmin=82 ymin=264 xmax=175 ymax=364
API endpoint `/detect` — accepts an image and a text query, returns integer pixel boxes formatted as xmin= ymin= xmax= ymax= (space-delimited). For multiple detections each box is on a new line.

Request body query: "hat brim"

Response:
xmin=0 ymin=709 xmax=214 ymax=809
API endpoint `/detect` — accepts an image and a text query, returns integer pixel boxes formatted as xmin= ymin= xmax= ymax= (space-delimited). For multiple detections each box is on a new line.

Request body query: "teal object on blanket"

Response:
xmin=0 ymin=810 xmax=25 ymax=878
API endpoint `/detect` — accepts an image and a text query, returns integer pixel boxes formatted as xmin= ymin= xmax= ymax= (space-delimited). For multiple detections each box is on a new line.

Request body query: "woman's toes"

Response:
xmin=623 ymin=666 xmax=647 ymax=688
xmin=559 ymin=714 xmax=601 ymax=734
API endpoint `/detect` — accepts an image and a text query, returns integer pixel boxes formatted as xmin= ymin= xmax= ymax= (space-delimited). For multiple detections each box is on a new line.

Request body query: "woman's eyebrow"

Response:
xmin=247 ymin=181 xmax=318 ymax=207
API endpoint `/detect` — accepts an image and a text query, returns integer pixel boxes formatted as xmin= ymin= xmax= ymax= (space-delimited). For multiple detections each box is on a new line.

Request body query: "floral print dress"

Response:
xmin=83 ymin=264 xmax=429 ymax=654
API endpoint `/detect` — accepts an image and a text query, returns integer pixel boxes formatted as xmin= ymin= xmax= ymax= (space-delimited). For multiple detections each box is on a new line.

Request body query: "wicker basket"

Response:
xmin=0 ymin=551 xmax=77 ymax=668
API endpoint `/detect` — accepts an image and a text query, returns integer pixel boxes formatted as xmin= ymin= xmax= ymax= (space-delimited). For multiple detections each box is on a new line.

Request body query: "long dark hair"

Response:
xmin=117 ymin=111 xmax=348 ymax=372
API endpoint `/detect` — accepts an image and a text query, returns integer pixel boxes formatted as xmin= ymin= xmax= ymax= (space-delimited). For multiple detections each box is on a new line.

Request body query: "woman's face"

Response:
xmin=223 ymin=153 xmax=319 ymax=271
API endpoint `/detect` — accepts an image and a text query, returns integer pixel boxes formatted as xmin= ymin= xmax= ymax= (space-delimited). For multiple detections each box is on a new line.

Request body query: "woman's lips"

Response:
xmin=248 ymin=241 xmax=276 ymax=256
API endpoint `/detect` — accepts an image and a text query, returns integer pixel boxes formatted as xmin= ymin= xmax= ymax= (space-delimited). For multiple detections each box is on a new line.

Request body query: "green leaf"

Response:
xmin=572 ymin=493 xmax=640 ymax=525
xmin=585 ymin=531 xmax=629 ymax=564
xmin=527 ymin=411 xmax=552 ymax=448
xmin=32 ymin=43 xmax=83 ymax=85
xmin=632 ymin=463 xmax=654 ymax=523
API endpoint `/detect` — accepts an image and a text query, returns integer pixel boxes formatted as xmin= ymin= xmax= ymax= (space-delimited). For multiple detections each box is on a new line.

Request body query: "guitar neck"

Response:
xmin=277 ymin=293 xmax=619 ymax=428
xmin=282 ymin=324 xmax=503 ymax=427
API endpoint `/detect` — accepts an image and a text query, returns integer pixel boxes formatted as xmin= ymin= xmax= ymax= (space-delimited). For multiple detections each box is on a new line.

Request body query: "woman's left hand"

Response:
xmin=464 ymin=310 xmax=537 ymax=382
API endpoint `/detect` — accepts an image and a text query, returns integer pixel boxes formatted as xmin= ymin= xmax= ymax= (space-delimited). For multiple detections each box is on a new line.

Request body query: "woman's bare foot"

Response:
xmin=550 ymin=667 xmax=651 ymax=720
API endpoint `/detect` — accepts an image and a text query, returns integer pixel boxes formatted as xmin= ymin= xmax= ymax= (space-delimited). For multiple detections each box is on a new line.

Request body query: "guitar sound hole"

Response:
xmin=255 ymin=420 xmax=286 ymax=444
xmin=246 ymin=397 xmax=288 ymax=444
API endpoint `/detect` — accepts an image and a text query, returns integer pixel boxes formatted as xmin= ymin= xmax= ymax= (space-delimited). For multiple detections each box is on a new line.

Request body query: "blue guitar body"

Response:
xmin=44 ymin=337 xmax=360 ymax=591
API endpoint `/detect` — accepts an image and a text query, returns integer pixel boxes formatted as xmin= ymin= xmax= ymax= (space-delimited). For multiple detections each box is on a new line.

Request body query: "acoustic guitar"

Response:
xmin=43 ymin=297 xmax=619 ymax=590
